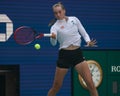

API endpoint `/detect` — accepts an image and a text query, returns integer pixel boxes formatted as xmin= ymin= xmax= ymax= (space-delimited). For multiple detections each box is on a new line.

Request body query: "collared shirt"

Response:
xmin=50 ymin=16 xmax=90 ymax=49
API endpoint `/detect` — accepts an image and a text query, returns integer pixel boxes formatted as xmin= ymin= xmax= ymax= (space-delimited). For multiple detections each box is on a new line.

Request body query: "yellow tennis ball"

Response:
xmin=34 ymin=44 xmax=41 ymax=50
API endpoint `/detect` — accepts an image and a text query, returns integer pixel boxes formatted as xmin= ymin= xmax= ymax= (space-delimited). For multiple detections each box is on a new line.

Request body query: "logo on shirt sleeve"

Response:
xmin=71 ymin=20 xmax=75 ymax=25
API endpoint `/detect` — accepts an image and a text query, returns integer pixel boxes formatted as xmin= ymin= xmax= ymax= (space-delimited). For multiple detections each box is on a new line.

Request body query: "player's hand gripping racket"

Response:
xmin=14 ymin=26 xmax=52 ymax=45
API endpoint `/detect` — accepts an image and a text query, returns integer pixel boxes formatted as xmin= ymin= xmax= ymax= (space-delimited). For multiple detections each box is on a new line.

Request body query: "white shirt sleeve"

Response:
xmin=75 ymin=17 xmax=91 ymax=43
xmin=50 ymin=26 xmax=57 ymax=46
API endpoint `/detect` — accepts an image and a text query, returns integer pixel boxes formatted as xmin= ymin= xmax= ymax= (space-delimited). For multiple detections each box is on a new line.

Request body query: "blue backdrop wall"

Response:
xmin=0 ymin=0 xmax=120 ymax=96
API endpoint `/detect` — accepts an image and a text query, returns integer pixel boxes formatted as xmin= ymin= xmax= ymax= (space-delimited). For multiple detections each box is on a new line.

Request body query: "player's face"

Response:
xmin=53 ymin=6 xmax=66 ymax=20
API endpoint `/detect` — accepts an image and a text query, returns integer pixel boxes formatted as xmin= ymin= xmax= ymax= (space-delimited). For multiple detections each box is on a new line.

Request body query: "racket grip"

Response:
xmin=44 ymin=33 xmax=52 ymax=37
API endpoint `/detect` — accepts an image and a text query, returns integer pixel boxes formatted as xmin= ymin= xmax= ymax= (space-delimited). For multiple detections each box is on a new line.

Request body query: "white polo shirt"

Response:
xmin=50 ymin=16 xmax=90 ymax=49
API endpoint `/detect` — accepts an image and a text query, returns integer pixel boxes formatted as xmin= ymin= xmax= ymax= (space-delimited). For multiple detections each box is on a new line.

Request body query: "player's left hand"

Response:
xmin=86 ymin=39 xmax=97 ymax=47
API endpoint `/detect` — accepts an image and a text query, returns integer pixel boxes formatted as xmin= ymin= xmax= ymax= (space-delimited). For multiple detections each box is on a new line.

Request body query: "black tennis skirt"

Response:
xmin=57 ymin=47 xmax=85 ymax=68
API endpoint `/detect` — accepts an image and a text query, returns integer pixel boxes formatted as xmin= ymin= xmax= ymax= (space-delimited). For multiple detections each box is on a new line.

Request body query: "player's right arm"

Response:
xmin=50 ymin=26 xmax=57 ymax=46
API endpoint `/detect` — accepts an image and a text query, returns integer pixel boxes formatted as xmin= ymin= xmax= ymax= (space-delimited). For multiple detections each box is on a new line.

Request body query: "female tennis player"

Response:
xmin=48 ymin=2 xmax=99 ymax=96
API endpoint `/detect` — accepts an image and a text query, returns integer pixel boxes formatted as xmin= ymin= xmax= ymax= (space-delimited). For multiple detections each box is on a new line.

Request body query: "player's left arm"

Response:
xmin=75 ymin=17 xmax=97 ymax=47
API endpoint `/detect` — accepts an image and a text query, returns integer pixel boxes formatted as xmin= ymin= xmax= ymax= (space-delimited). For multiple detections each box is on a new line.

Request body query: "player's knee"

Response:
xmin=87 ymin=83 xmax=95 ymax=91
xmin=84 ymin=79 xmax=95 ymax=90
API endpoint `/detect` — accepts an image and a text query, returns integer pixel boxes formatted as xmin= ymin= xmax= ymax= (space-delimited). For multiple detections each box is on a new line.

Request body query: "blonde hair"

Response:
xmin=52 ymin=2 xmax=65 ymax=10
xmin=48 ymin=2 xmax=65 ymax=27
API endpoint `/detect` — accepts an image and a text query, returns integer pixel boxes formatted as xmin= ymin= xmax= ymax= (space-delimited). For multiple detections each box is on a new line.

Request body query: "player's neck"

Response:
xmin=58 ymin=16 xmax=68 ymax=22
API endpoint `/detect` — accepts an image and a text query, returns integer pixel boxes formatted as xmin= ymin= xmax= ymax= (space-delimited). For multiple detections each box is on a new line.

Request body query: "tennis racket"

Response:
xmin=14 ymin=26 xmax=51 ymax=45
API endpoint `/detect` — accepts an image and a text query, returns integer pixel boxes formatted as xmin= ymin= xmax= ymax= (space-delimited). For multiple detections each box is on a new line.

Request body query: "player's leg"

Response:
xmin=75 ymin=61 xmax=99 ymax=96
xmin=47 ymin=67 xmax=68 ymax=96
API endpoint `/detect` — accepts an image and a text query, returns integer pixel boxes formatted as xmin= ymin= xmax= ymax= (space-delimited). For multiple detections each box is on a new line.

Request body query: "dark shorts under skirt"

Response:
xmin=57 ymin=48 xmax=85 ymax=68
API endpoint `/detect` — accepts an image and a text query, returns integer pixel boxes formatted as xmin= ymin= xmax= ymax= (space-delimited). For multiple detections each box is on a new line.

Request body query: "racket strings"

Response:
xmin=14 ymin=26 xmax=35 ymax=45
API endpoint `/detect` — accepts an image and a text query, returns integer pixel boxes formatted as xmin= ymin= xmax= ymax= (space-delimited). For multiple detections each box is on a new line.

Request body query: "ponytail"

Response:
xmin=48 ymin=18 xmax=57 ymax=27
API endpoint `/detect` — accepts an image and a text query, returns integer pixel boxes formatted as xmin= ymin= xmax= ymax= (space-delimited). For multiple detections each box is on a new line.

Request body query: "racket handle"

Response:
xmin=44 ymin=33 xmax=52 ymax=37
xmin=36 ymin=33 xmax=52 ymax=39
